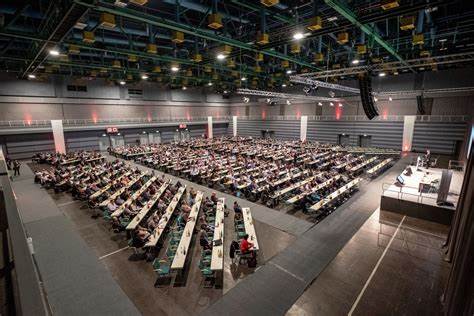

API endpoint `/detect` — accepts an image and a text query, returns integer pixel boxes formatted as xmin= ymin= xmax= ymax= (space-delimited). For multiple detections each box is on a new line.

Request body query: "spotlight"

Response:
xmin=317 ymin=102 xmax=323 ymax=106
xmin=119 ymin=80 xmax=126 ymax=85
xmin=352 ymin=59 xmax=360 ymax=65
xmin=266 ymin=98 xmax=271 ymax=103
xmin=28 ymin=74 xmax=36 ymax=79
xmin=216 ymin=53 xmax=226 ymax=60
xmin=182 ymin=86 xmax=187 ymax=90
xmin=171 ymin=66 xmax=180 ymax=72
xmin=241 ymin=77 xmax=247 ymax=81
xmin=49 ymin=49 xmax=60 ymax=56
xmin=374 ymin=97 xmax=378 ymax=102
xmin=378 ymin=72 xmax=386 ymax=77
xmin=243 ymin=97 xmax=250 ymax=103
xmin=293 ymin=32 xmax=305 ymax=40
xmin=328 ymin=90 xmax=336 ymax=98
xmin=282 ymin=83 xmax=287 ymax=87
xmin=141 ymin=74 xmax=149 ymax=80
xmin=208 ymin=82 xmax=213 ymax=86
xmin=330 ymin=102 xmax=334 ymax=106
xmin=286 ymin=70 xmax=292 ymax=74
xmin=286 ymin=100 xmax=291 ymax=105
xmin=338 ymin=103 xmax=343 ymax=107
xmin=389 ymin=96 xmax=393 ymax=101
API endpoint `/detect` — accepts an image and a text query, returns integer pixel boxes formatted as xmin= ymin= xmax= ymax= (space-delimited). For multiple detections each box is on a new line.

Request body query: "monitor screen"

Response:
xmin=397 ymin=175 xmax=405 ymax=185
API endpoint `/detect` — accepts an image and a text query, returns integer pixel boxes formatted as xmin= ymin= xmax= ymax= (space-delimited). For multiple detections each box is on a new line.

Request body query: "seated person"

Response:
xmin=199 ymin=230 xmax=211 ymax=250
xmin=233 ymin=201 xmax=242 ymax=214
xmin=240 ymin=234 xmax=255 ymax=255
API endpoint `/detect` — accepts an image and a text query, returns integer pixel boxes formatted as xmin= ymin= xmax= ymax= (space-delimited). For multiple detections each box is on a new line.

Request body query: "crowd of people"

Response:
xmin=111 ymin=137 xmax=392 ymax=216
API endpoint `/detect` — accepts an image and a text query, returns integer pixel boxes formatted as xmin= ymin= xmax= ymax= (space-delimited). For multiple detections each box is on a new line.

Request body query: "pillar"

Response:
xmin=232 ymin=116 xmax=237 ymax=137
xmin=51 ymin=120 xmax=66 ymax=154
xmin=402 ymin=115 xmax=416 ymax=151
xmin=207 ymin=116 xmax=213 ymax=139
xmin=300 ymin=115 xmax=308 ymax=142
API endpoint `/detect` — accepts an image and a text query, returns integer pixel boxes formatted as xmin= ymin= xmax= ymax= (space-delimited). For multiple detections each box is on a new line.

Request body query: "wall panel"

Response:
xmin=412 ymin=121 xmax=467 ymax=155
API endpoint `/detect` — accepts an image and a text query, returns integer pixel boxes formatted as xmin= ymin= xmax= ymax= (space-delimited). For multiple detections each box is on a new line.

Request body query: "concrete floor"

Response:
xmin=27 ymin=162 xmax=295 ymax=316
xmin=18 ymin=155 xmax=454 ymax=316
xmin=286 ymin=208 xmax=450 ymax=316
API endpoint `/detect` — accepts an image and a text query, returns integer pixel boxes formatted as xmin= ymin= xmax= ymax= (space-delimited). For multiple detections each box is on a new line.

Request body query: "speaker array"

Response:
xmin=358 ymin=73 xmax=379 ymax=120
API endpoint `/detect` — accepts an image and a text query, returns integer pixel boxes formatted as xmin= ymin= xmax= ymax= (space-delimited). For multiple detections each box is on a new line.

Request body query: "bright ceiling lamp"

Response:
xmin=317 ymin=102 xmax=323 ymax=106
xmin=141 ymin=74 xmax=149 ymax=79
xmin=216 ymin=53 xmax=226 ymax=60
xmin=241 ymin=77 xmax=247 ymax=81
xmin=119 ymin=80 xmax=126 ymax=85
xmin=171 ymin=64 xmax=180 ymax=72
xmin=208 ymin=82 xmax=213 ymax=86
xmin=286 ymin=69 xmax=292 ymax=74
xmin=378 ymin=72 xmax=386 ymax=77
xmin=182 ymin=86 xmax=187 ymax=90
xmin=351 ymin=59 xmax=360 ymax=65
xmin=338 ymin=103 xmax=343 ymax=107
xmin=374 ymin=97 xmax=378 ymax=102
xmin=49 ymin=49 xmax=60 ymax=56
xmin=329 ymin=102 xmax=334 ymax=106
xmin=293 ymin=32 xmax=305 ymax=40
xmin=282 ymin=83 xmax=287 ymax=87
xmin=389 ymin=96 xmax=393 ymax=101
xmin=28 ymin=74 xmax=36 ymax=79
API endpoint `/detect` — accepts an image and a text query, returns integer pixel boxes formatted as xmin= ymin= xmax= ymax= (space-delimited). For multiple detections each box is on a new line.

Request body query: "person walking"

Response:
xmin=13 ymin=160 xmax=20 ymax=176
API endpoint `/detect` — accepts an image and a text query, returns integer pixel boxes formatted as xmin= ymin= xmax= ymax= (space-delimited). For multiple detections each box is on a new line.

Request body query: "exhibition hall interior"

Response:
xmin=0 ymin=0 xmax=473 ymax=315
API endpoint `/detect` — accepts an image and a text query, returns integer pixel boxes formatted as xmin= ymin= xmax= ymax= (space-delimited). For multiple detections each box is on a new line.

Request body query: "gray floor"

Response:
xmin=11 ymin=165 xmax=140 ymax=316
xmin=202 ymin=156 xmax=411 ymax=315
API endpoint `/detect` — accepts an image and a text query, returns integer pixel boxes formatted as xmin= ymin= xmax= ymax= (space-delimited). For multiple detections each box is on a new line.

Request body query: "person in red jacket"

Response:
xmin=240 ymin=234 xmax=254 ymax=255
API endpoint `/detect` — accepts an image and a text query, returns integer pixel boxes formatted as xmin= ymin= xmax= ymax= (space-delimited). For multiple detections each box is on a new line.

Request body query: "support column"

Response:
xmin=402 ymin=115 xmax=416 ymax=151
xmin=51 ymin=120 xmax=66 ymax=154
xmin=207 ymin=116 xmax=213 ymax=139
xmin=232 ymin=116 xmax=238 ymax=137
xmin=300 ymin=115 xmax=308 ymax=142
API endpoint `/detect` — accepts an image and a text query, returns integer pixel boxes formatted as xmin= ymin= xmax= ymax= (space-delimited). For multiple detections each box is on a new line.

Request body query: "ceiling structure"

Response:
xmin=0 ymin=0 xmax=473 ymax=90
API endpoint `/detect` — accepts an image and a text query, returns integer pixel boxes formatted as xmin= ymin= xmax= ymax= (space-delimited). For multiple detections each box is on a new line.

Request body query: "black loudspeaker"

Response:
xmin=417 ymin=95 xmax=425 ymax=115
xmin=358 ymin=73 xmax=379 ymax=120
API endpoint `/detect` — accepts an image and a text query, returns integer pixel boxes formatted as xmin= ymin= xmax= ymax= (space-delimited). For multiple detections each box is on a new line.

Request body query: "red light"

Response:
xmin=186 ymin=110 xmax=191 ymax=121
xmin=147 ymin=113 xmax=151 ymax=122
xmin=27 ymin=120 xmax=31 ymax=126
xmin=261 ymin=110 xmax=266 ymax=120
xmin=382 ymin=109 xmax=388 ymax=120
xmin=92 ymin=112 xmax=98 ymax=124
xmin=335 ymin=106 xmax=342 ymax=120
xmin=296 ymin=108 xmax=301 ymax=119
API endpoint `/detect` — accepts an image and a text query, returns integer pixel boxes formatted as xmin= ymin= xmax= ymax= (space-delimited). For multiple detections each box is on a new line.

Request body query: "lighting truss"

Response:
xmin=236 ymin=89 xmax=343 ymax=102
xmin=289 ymin=76 xmax=361 ymax=94
xmin=297 ymin=52 xmax=474 ymax=79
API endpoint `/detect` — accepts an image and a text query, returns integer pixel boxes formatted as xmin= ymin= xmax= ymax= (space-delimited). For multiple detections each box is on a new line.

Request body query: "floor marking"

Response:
xmin=98 ymin=246 xmax=130 ymax=260
xmin=348 ymin=215 xmax=406 ymax=316
xmin=268 ymin=261 xmax=305 ymax=283
xmin=57 ymin=200 xmax=81 ymax=207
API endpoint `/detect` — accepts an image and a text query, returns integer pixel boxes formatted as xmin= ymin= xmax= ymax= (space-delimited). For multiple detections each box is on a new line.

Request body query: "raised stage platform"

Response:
xmin=380 ymin=165 xmax=463 ymax=225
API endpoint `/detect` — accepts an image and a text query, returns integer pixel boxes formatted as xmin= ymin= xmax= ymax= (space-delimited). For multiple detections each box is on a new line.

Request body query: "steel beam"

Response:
xmin=290 ymin=76 xmax=361 ymax=94
xmin=324 ymin=0 xmax=416 ymax=73
xmin=236 ymin=88 xmax=343 ymax=102
xmin=73 ymin=0 xmax=317 ymax=69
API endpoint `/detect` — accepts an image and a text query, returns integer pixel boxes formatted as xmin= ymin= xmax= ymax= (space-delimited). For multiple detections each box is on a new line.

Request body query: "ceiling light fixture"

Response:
xmin=378 ymin=72 xmax=386 ymax=77
xmin=351 ymin=59 xmax=360 ymax=65
xmin=208 ymin=82 xmax=213 ymax=86
xmin=374 ymin=97 xmax=378 ymax=102
xmin=119 ymin=80 xmax=126 ymax=85
xmin=318 ymin=102 xmax=323 ymax=106
xmin=28 ymin=74 xmax=36 ymax=79
xmin=49 ymin=49 xmax=60 ymax=56
xmin=182 ymin=86 xmax=187 ymax=90
xmin=171 ymin=66 xmax=180 ymax=72
xmin=141 ymin=74 xmax=148 ymax=80
xmin=338 ymin=103 xmax=343 ymax=107
xmin=389 ymin=96 xmax=393 ymax=101
xmin=241 ymin=77 xmax=247 ymax=81
xmin=282 ymin=83 xmax=287 ymax=87
xmin=330 ymin=102 xmax=334 ymax=106
xmin=286 ymin=70 xmax=292 ymax=74
xmin=216 ymin=53 xmax=226 ymax=60
xmin=293 ymin=32 xmax=304 ymax=40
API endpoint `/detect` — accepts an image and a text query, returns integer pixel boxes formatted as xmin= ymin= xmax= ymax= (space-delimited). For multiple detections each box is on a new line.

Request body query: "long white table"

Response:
xmin=89 ymin=171 xmax=130 ymax=200
xmin=99 ymin=173 xmax=145 ymax=207
xmin=144 ymin=186 xmax=186 ymax=248
xmin=211 ymin=198 xmax=225 ymax=271
xmin=286 ymin=175 xmax=341 ymax=204
xmin=349 ymin=156 xmax=378 ymax=173
xmin=367 ymin=158 xmax=393 ymax=175
xmin=126 ymin=179 xmax=171 ymax=230
xmin=111 ymin=176 xmax=158 ymax=217
xmin=242 ymin=207 xmax=259 ymax=250
xmin=309 ymin=177 xmax=362 ymax=211
xmin=171 ymin=191 xmax=204 ymax=270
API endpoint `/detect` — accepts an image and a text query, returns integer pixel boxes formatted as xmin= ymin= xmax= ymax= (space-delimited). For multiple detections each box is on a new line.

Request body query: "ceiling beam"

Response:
xmin=73 ymin=0 xmax=318 ymax=70
xmin=323 ymin=0 xmax=416 ymax=73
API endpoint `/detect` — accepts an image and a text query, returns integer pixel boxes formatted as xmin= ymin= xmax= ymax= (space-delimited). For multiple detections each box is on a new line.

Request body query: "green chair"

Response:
xmin=237 ymin=231 xmax=246 ymax=238
xmin=166 ymin=248 xmax=175 ymax=261
xmin=103 ymin=210 xmax=111 ymax=221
